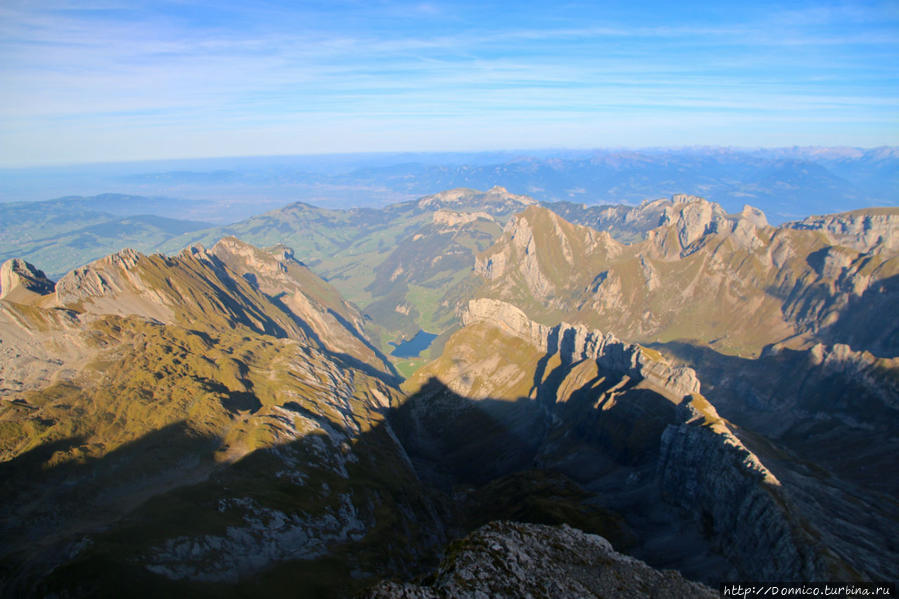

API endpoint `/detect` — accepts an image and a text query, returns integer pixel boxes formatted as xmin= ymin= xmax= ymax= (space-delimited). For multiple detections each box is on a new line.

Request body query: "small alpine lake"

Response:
xmin=390 ymin=330 xmax=438 ymax=358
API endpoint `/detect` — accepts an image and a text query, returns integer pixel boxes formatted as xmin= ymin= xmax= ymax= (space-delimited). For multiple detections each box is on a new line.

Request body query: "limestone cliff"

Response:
xmin=790 ymin=207 xmax=899 ymax=252
xmin=657 ymin=398 xmax=848 ymax=582
xmin=401 ymin=300 xmax=860 ymax=584
xmin=462 ymin=298 xmax=700 ymax=399
xmin=472 ymin=197 xmax=899 ymax=357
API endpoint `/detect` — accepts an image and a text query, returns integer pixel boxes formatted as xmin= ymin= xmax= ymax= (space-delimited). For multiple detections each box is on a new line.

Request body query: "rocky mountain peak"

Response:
xmin=0 ymin=258 xmax=55 ymax=302
xmin=209 ymin=236 xmax=396 ymax=376
xmin=367 ymin=521 xmax=716 ymax=599
xmin=53 ymin=248 xmax=161 ymax=311
xmin=210 ymin=236 xmax=293 ymax=278
xmin=739 ymin=204 xmax=769 ymax=228
xmin=659 ymin=195 xmax=730 ymax=249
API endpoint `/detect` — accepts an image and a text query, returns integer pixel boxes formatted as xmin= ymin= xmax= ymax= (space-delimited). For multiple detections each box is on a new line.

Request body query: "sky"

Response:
xmin=1 ymin=0 xmax=897 ymax=166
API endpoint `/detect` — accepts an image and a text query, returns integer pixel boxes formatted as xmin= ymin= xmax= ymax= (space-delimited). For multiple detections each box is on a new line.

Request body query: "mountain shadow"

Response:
xmin=651 ymin=340 xmax=899 ymax=582
xmin=4 ymin=359 xmax=893 ymax=597
xmin=0 ymin=372 xmax=716 ymax=598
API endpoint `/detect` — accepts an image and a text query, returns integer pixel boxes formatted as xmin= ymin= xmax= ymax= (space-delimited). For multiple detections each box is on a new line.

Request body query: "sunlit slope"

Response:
xmin=161 ymin=187 xmax=534 ymax=345
xmin=0 ymin=242 xmax=442 ymax=597
xmin=475 ymin=197 xmax=899 ymax=357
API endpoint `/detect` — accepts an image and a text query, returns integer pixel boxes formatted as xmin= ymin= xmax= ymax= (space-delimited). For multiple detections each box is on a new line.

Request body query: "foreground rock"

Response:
xmin=367 ymin=521 xmax=716 ymax=599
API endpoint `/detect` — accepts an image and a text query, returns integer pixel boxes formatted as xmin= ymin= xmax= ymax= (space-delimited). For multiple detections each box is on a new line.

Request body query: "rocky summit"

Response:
xmin=366 ymin=521 xmax=717 ymax=599
xmin=0 ymin=188 xmax=897 ymax=598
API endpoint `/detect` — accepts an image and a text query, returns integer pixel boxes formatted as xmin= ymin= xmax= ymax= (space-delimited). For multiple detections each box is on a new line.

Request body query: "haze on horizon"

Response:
xmin=1 ymin=0 xmax=897 ymax=167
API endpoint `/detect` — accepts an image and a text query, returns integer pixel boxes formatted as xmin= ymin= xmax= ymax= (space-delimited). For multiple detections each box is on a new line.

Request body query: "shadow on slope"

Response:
xmin=766 ymin=272 xmax=899 ymax=357
xmin=0 ymin=413 xmax=443 ymax=599
xmin=0 ymin=373 xmax=664 ymax=598
xmin=653 ymin=341 xmax=899 ymax=495
xmin=7 ymin=359 xmax=875 ymax=597
xmin=388 ymin=374 xmax=723 ymax=582
xmin=651 ymin=340 xmax=899 ymax=582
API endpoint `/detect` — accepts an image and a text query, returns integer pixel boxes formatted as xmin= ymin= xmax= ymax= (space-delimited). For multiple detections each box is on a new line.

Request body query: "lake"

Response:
xmin=390 ymin=330 xmax=437 ymax=358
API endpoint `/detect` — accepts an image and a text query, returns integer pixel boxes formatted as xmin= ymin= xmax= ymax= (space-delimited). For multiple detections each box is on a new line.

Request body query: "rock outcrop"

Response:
xmin=431 ymin=209 xmax=494 ymax=229
xmin=790 ymin=208 xmax=899 ymax=252
xmin=367 ymin=521 xmax=716 ymax=599
xmin=0 ymin=258 xmax=55 ymax=302
xmin=657 ymin=398 xmax=846 ymax=582
xmin=660 ymin=194 xmax=731 ymax=249
xmin=416 ymin=186 xmax=535 ymax=216
xmin=473 ymin=197 xmax=899 ymax=357
xmin=462 ymin=298 xmax=700 ymax=398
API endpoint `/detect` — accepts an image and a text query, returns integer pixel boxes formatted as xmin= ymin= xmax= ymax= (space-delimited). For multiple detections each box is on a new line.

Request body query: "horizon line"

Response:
xmin=2 ymin=144 xmax=896 ymax=170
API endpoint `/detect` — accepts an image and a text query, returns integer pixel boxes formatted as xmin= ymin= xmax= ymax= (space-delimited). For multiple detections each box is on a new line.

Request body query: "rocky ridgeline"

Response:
xmin=431 ymin=209 xmax=495 ymax=228
xmin=648 ymin=194 xmax=771 ymax=255
xmin=416 ymin=185 xmax=535 ymax=216
xmin=52 ymin=247 xmax=181 ymax=323
xmin=367 ymin=521 xmax=716 ymax=599
xmin=457 ymin=297 xmax=855 ymax=582
xmin=475 ymin=204 xmax=622 ymax=293
xmin=208 ymin=236 xmax=395 ymax=376
xmin=474 ymin=208 xmax=556 ymax=296
xmin=790 ymin=208 xmax=899 ymax=252
xmin=553 ymin=194 xmax=770 ymax=250
xmin=462 ymin=298 xmax=700 ymax=398
xmin=657 ymin=397 xmax=849 ymax=582
xmin=0 ymin=240 xmax=437 ymax=596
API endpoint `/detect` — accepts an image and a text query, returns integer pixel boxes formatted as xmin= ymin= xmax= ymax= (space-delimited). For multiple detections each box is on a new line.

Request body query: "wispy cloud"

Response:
xmin=0 ymin=0 xmax=896 ymax=164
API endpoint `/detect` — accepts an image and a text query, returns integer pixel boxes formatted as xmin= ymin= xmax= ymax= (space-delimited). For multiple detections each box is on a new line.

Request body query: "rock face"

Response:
xmin=655 ymin=338 xmax=899 ymax=582
xmin=790 ymin=207 xmax=899 ymax=252
xmin=0 ymin=258 xmax=55 ymax=302
xmin=431 ymin=209 xmax=494 ymax=228
xmin=398 ymin=300 xmax=857 ymax=584
xmin=657 ymin=398 xmax=845 ymax=582
xmin=209 ymin=236 xmax=396 ymax=376
xmin=548 ymin=194 xmax=769 ymax=247
xmin=42 ymin=239 xmax=393 ymax=376
xmin=660 ymin=194 xmax=731 ymax=249
xmin=366 ymin=521 xmax=717 ymax=599
xmin=463 ymin=298 xmax=700 ymax=398
xmin=474 ymin=196 xmax=899 ymax=357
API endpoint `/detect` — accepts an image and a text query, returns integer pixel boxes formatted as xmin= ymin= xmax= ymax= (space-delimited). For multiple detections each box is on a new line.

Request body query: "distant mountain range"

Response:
xmin=0 ymin=194 xmax=212 ymax=279
xmin=1 ymin=147 xmax=896 ymax=222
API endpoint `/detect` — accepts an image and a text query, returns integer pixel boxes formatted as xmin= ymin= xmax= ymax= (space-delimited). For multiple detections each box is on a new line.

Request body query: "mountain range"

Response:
xmin=0 ymin=184 xmax=897 ymax=597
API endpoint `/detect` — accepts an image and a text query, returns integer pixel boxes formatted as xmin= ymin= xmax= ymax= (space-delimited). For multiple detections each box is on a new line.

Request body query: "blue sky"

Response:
xmin=1 ymin=0 xmax=897 ymax=166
